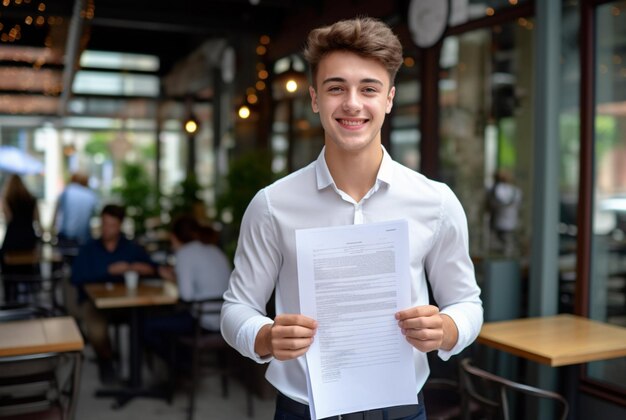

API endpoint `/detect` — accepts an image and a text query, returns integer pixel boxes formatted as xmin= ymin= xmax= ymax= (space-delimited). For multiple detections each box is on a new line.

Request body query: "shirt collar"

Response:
xmin=315 ymin=145 xmax=394 ymax=191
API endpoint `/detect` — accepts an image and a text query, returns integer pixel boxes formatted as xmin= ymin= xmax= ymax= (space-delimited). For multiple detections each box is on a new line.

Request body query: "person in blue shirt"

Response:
xmin=52 ymin=172 xmax=99 ymax=252
xmin=72 ymin=204 xmax=155 ymax=384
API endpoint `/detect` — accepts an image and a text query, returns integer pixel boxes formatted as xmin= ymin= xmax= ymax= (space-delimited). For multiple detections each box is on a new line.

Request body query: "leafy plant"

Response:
xmin=112 ymin=162 xmax=158 ymax=236
xmin=216 ymin=150 xmax=275 ymax=259
xmin=168 ymin=174 xmax=205 ymax=221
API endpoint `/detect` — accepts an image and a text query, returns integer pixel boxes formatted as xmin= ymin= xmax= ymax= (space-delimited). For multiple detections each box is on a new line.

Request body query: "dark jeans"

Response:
xmin=274 ymin=393 xmax=427 ymax=420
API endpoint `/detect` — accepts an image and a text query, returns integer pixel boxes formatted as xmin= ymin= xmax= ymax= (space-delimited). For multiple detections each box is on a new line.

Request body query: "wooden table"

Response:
xmin=0 ymin=316 xmax=84 ymax=357
xmin=85 ymin=281 xmax=178 ymax=309
xmin=478 ymin=314 xmax=626 ymax=367
xmin=0 ymin=317 xmax=84 ymax=420
xmin=478 ymin=314 xmax=626 ymax=420
xmin=84 ymin=281 xmax=178 ymax=408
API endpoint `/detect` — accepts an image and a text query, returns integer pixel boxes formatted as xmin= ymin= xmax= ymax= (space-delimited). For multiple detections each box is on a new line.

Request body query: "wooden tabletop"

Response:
xmin=84 ymin=281 xmax=179 ymax=309
xmin=478 ymin=314 xmax=626 ymax=367
xmin=0 ymin=317 xmax=84 ymax=357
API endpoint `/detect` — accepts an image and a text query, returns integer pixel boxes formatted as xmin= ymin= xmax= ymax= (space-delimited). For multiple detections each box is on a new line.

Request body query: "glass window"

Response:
xmin=80 ymin=50 xmax=159 ymax=72
xmin=439 ymin=21 xmax=535 ymax=259
xmin=588 ymin=0 xmax=626 ymax=391
xmin=390 ymin=55 xmax=420 ymax=171
xmin=73 ymin=71 xmax=160 ymax=97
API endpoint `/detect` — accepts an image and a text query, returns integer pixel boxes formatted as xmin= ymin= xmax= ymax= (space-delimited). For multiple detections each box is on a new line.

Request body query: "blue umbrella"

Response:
xmin=0 ymin=145 xmax=44 ymax=175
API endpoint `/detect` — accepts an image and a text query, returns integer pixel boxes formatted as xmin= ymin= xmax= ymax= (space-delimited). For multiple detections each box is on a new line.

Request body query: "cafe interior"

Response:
xmin=0 ymin=0 xmax=626 ymax=419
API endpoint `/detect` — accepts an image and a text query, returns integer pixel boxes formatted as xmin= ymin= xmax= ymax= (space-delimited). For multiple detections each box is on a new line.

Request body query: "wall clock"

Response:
xmin=408 ymin=0 xmax=450 ymax=48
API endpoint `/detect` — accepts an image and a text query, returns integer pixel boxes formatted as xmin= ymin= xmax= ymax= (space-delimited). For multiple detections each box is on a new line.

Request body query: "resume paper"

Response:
xmin=296 ymin=220 xmax=418 ymax=419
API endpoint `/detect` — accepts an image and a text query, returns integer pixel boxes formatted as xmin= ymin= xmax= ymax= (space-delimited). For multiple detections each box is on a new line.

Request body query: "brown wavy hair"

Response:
xmin=303 ymin=16 xmax=403 ymax=88
xmin=3 ymin=174 xmax=35 ymax=214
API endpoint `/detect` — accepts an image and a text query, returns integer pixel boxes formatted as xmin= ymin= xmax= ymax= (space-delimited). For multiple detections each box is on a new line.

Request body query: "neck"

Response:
xmin=325 ymin=144 xmax=383 ymax=202
xmin=102 ymin=236 xmax=120 ymax=252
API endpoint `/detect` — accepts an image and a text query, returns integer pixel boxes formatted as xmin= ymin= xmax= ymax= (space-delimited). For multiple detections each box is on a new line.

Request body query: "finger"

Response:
xmin=399 ymin=314 xmax=443 ymax=330
xmin=273 ymin=346 xmax=311 ymax=361
xmin=272 ymin=337 xmax=315 ymax=352
xmin=272 ymin=324 xmax=317 ymax=339
xmin=272 ymin=336 xmax=315 ymax=361
xmin=395 ymin=305 xmax=439 ymax=321
xmin=402 ymin=326 xmax=443 ymax=343
xmin=274 ymin=314 xmax=318 ymax=329
xmin=404 ymin=336 xmax=441 ymax=353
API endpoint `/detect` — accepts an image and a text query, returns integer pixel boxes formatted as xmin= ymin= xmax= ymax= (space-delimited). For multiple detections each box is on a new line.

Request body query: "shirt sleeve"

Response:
xmin=425 ymin=185 xmax=484 ymax=360
xmin=220 ymin=189 xmax=279 ymax=363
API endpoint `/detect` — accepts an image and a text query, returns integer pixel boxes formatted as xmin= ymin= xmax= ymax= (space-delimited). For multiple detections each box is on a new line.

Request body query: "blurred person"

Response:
xmin=0 ymin=174 xmax=41 ymax=301
xmin=52 ymin=171 xmax=99 ymax=251
xmin=220 ymin=17 xmax=483 ymax=420
xmin=0 ymin=174 xmax=40 ymax=257
xmin=487 ymin=169 xmax=522 ymax=256
xmin=71 ymin=204 xmax=156 ymax=384
xmin=143 ymin=214 xmax=231 ymax=365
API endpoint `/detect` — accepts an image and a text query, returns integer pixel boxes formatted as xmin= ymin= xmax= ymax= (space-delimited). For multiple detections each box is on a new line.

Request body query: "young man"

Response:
xmin=72 ymin=204 xmax=156 ymax=384
xmin=221 ymin=17 xmax=483 ymax=419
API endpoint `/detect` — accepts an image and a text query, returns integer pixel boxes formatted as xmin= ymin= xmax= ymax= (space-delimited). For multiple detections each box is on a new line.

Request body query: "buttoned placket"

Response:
xmin=353 ymin=202 xmax=364 ymax=224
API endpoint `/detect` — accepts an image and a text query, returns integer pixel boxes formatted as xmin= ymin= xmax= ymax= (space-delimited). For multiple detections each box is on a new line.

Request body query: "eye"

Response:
xmin=327 ymin=86 xmax=344 ymax=94
xmin=362 ymin=86 xmax=379 ymax=95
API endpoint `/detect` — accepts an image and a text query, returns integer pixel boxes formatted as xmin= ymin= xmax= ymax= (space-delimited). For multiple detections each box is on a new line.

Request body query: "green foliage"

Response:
xmin=112 ymin=162 xmax=157 ymax=236
xmin=84 ymin=132 xmax=113 ymax=158
xmin=216 ymin=151 xmax=275 ymax=258
xmin=169 ymin=175 xmax=204 ymax=220
xmin=217 ymin=151 xmax=274 ymax=228
xmin=497 ymin=117 xmax=516 ymax=169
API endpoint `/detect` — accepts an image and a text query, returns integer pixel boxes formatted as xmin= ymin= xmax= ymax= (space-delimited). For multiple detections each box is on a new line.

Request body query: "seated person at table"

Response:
xmin=143 ymin=214 xmax=231 ymax=366
xmin=72 ymin=204 xmax=156 ymax=384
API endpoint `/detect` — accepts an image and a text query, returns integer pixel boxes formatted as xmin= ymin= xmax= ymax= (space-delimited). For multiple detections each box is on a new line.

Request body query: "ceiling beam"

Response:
xmin=57 ymin=0 xmax=87 ymax=118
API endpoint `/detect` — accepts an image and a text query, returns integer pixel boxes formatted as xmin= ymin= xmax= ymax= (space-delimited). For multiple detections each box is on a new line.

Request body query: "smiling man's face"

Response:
xmin=309 ymin=50 xmax=395 ymax=156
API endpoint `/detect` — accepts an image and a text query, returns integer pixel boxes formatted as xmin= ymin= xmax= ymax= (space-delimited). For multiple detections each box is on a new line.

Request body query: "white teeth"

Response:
xmin=339 ymin=119 xmax=365 ymax=126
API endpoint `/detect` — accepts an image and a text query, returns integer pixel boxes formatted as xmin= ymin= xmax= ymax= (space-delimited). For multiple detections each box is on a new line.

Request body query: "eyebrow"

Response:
xmin=321 ymin=77 xmax=384 ymax=86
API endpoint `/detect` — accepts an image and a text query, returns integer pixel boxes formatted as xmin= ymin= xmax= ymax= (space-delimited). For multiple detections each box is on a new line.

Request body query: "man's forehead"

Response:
xmin=316 ymin=60 xmax=390 ymax=87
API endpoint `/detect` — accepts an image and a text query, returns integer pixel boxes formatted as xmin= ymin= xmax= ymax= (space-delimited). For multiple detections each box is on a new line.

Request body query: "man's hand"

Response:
xmin=255 ymin=314 xmax=317 ymax=361
xmin=129 ymin=262 xmax=155 ymax=276
xmin=158 ymin=265 xmax=175 ymax=282
xmin=395 ymin=305 xmax=458 ymax=352
xmin=108 ymin=261 xmax=130 ymax=275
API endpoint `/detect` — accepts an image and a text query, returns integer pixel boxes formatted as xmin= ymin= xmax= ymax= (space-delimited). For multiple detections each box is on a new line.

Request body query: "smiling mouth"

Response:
xmin=337 ymin=119 xmax=368 ymax=127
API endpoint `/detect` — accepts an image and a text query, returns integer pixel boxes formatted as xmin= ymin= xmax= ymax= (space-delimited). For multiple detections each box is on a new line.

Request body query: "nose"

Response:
xmin=342 ymin=89 xmax=362 ymax=113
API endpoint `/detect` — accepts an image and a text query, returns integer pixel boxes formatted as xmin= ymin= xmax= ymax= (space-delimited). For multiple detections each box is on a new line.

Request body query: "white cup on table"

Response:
xmin=124 ymin=270 xmax=139 ymax=292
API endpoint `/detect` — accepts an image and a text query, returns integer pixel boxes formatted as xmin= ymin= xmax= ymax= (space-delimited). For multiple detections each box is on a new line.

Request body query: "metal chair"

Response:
xmin=459 ymin=358 xmax=569 ymax=420
xmin=0 ymin=304 xmax=54 ymax=322
xmin=1 ymin=271 xmax=65 ymax=315
xmin=0 ymin=305 xmax=82 ymax=420
xmin=174 ymin=298 xmax=254 ymax=420
xmin=0 ymin=351 xmax=82 ymax=420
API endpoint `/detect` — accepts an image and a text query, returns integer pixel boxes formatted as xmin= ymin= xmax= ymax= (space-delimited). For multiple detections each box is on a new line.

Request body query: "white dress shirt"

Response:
xmin=221 ymin=146 xmax=483 ymax=404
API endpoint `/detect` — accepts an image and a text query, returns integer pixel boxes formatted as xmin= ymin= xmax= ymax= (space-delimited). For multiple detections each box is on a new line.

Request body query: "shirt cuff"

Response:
xmin=436 ymin=306 xmax=475 ymax=361
xmin=236 ymin=316 xmax=275 ymax=364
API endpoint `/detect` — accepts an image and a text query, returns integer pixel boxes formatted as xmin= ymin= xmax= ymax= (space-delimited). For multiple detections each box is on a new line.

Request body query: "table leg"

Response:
xmin=94 ymin=307 xmax=169 ymax=408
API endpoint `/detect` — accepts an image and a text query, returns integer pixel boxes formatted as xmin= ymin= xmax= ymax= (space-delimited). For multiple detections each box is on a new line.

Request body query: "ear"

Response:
xmin=386 ymin=86 xmax=396 ymax=114
xmin=309 ymin=86 xmax=319 ymax=113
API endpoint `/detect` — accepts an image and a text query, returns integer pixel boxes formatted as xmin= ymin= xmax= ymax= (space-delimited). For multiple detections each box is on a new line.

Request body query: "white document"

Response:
xmin=296 ymin=220 xmax=418 ymax=419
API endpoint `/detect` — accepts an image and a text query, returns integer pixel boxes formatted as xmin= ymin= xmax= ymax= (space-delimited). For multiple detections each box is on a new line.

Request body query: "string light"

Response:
xmin=285 ymin=80 xmax=298 ymax=93
xmin=184 ymin=119 xmax=198 ymax=134
xmin=238 ymin=105 xmax=250 ymax=119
